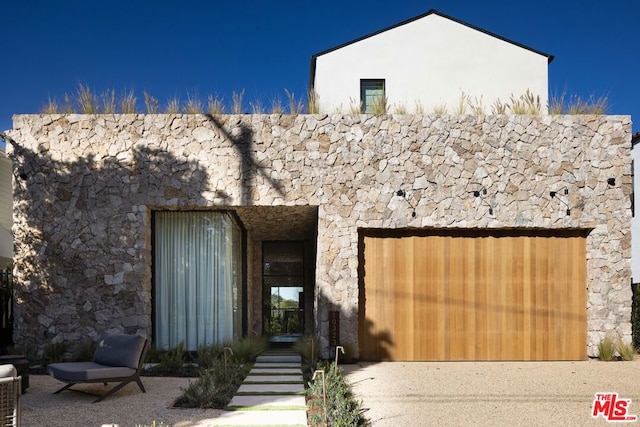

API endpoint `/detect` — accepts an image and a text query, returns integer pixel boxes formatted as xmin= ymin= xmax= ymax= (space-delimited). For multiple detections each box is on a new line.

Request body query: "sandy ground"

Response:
xmin=21 ymin=374 xmax=224 ymax=427
xmin=20 ymin=359 xmax=640 ymax=426
xmin=343 ymin=358 xmax=640 ymax=426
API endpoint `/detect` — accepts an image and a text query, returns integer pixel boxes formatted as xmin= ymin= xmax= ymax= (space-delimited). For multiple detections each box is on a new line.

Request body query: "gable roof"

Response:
xmin=309 ymin=9 xmax=554 ymax=89
xmin=633 ymin=132 xmax=640 ymax=147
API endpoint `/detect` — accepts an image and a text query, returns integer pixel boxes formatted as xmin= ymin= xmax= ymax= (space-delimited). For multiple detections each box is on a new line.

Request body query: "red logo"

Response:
xmin=592 ymin=393 xmax=638 ymax=422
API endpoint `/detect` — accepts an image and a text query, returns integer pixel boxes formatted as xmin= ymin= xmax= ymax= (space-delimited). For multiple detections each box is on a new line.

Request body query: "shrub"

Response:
xmin=44 ymin=341 xmax=69 ymax=364
xmin=598 ymin=335 xmax=616 ymax=361
xmin=616 ymin=339 xmax=636 ymax=361
xmin=307 ymin=362 xmax=365 ymax=426
xmin=230 ymin=336 xmax=268 ymax=363
xmin=196 ymin=343 xmax=224 ymax=369
xmin=72 ymin=340 xmax=97 ymax=361
xmin=174 ymin=358 xmax=249 ymax=408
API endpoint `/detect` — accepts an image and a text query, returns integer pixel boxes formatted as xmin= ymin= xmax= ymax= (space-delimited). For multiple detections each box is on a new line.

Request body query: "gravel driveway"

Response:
xmin=343 ymin=359 xmax=640 ymax=426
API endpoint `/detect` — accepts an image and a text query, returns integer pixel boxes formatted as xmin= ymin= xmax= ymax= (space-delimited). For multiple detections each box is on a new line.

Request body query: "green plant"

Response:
xmin=62 ymin=93 xmax=74 ymax=113
xmin=144 ymin=91 xmax=160 ymax=114
xmin=231 ymin=336 xmax=268 ymax=363
xmin=616 ymin=339 xmax=636 ymax=361
xmin=598 ymin=335 xmax=617 ymax=361
xmin=633 ymin=287 xmax=640 ymax=350
xmin=135 ymin=421 xmax=171 ymax=427
xmin=159 ymin=342 xmax=186 ymax=371
xmin=72 ymin=339 xmax=97 ymax=361
xmin=174 ymin=358 xmax=249 ymax=408
xmin=196 ymin=343 xmax=224 ymax=369
xmin=293 ymin=335 xmax=319 ymax=369
xmin=307 ymin=362 xmax=365 ymax=426
xmin=44 ymin=341 xmax=69 ymax=364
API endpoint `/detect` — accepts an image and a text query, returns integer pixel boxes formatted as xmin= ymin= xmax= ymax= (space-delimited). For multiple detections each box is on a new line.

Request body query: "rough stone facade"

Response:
xmin=8 ymin=113 xmax=632 ymax=358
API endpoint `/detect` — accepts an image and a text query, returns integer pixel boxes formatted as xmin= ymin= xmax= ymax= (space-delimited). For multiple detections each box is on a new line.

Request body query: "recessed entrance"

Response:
xmin=262 ymin=241 xmax=305 ymax=344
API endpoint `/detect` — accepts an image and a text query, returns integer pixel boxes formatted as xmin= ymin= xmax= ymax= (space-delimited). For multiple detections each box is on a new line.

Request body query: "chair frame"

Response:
xmin=50 ymin=336 xmax=149 ymax=403
xmin=0 ymin=374 xmax=21 ymax=426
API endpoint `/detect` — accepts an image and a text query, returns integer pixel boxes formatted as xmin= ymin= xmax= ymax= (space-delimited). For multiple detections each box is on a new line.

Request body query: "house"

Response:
xmin=6 ymin=112 xmax=631 ymax=362
xmin=0 ymin=144 xmax=12 ymax=269
xmin=310 ymin=10 xmax=553 ymax=115
xmin=3 ymin=11 xmax=633 ymax=362
xmin=632 ymin=132 xmax=640 ymax=286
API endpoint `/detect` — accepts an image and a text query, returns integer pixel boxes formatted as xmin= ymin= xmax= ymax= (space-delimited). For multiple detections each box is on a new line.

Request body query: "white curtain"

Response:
xmin=154 ymin=211 xmax=241 ymax=351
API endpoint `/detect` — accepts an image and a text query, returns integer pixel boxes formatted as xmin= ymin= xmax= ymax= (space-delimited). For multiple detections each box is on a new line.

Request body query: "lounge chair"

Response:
xmin=0 ymin=364 xmax=21 ymax=426
xmin=48 ymin=333 xmax=149 ymax=403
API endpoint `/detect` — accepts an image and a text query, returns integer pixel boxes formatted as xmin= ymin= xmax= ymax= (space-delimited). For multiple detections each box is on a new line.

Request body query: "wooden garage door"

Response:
xmin=359 ymin=230 xmax=587 ymax=361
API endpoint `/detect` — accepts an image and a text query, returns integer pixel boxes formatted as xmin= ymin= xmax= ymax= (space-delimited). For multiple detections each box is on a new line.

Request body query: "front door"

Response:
xmin=263 ymin=241 xmax=304 ymax=343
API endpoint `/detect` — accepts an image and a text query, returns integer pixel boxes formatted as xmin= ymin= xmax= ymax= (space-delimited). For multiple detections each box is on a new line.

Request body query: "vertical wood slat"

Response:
xmin=360 ymin=232 xmax=587 ymax=361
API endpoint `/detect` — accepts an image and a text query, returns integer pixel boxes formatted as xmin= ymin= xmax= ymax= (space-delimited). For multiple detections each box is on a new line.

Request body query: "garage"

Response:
xmin=358 ymin=229 xmax=587 ymax=361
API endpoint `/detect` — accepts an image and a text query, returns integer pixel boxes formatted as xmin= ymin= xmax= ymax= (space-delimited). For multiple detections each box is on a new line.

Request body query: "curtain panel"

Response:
xmin=154 ymin=211 xmax=242 ymax=351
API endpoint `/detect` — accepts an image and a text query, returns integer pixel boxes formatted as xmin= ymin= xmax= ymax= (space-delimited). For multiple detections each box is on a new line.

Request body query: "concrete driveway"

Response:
xmin=343 ymin=359 xmax=640 ymax=426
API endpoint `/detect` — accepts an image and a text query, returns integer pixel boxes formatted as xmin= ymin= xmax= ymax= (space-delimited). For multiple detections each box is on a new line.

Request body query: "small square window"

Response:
xmin=361 ymin=79 xmax=385 ymax=113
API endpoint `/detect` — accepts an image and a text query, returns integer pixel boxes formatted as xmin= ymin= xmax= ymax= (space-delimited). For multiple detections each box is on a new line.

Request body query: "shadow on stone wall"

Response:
xmin=3 ymin=129 xmax=214 ymax=352
xmin=205 ymin=114 xmax=285 ymax=204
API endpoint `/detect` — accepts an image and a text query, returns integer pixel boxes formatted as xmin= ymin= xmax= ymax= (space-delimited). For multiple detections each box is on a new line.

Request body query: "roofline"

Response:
xmin=633 ymin=132 xmax=640 ymax=146
xmin=309 ymin=9 xmax=554 ymax=90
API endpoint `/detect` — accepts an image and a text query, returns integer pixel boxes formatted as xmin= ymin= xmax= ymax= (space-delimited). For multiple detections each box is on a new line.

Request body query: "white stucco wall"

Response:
xmin=632 ymin=141 xmax=640 ymax=283
xmin=313 ymin=13 xmax=549 ymax=114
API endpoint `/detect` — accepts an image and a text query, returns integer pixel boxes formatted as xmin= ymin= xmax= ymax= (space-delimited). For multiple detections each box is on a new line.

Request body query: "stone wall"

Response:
xmin=8 ymin=113 xmax=632 ymax=357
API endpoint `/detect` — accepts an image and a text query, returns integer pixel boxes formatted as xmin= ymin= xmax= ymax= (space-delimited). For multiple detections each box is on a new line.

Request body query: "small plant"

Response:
xmin=307 ymin=362 xmax=365 ymax=426
xmin=250 ymin=99 xmax=265 ymax=114
xmin=598 ymin=335 xmax=617 ymax=361
xmin=293 ymin=335 xmax=319 ymax=369
xmin=369 ymin=95 xmax=388 ymax=114
xmin=616 ymin=339 xmax=636 ymax=361
xmin=270 ymin=96 xmax=284 ymax=114
xmin=174 ymin=358 xmax=249 ymax=408
xmin=44 ymin=341 xmax=69 ymax=364
xmin=347 ymin=97 xmax=362 ymax=114
xmin=41 ymin=97 xmax=59 ymax=114
xmin=285 ymin=89 xmax=304 ymax=114
xmin=135 ymin=421 xmax=171 ymax=427
xmin=196 ymin=343 xmax=224 ymax=369
xmin=432 ymin=103 xmax=447 ymax=115
xmin=491 ymin=98 xmax=508 ymax=114
xmin=62 ymin=93 xmax=74 ymax=113
xmin=100 ymin=89 xmax=116 ymax=114
xmin=120 ymin=89 xmax=137 ymax=113
xmin=159 ymin=342 xmax=186 ymax=371
xmin=144 ymin=91 xmax=160 ymax=114
xmin=307 ymin=90 xmax=320 ymax=114
xmin=414 ymin=100 xmax=425 ymax=114
xmin=184 ymin=92 xmax=204 ymax=114
xmin=455 ymin=91 xmax=469 ymax=114
xmin=231 ymin=336 xmax=268 ymax=363
xmin=468 ymin=95 xmax=485 ymax=115
xmin=207 ymin=94 xmax=225 ymax=114
xmin=72 ymin=339 xmax=97 ymax=361
xmin=165 ymin=97 xmax=181 ymax=114
xmin=76 ymin=84 xmax=99 ymax=114
xmin=231 ymin=89 xmax=245 ymax=114
xmin=393 ymin=103 xmax=408 ymax=114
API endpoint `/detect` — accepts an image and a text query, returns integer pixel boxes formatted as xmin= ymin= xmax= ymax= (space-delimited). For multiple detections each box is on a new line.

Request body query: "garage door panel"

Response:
xmin=360 ymin=231 xmax=587 ymax=361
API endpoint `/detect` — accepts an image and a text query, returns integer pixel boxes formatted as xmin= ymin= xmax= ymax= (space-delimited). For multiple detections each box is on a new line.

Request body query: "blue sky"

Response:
xmin=1 ymin=0 xmax=638 ymax=148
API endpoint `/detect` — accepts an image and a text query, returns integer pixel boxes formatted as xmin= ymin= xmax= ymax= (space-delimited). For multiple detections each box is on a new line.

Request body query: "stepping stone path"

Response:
xmin=207 ymin=349 xmax=308 ymax=426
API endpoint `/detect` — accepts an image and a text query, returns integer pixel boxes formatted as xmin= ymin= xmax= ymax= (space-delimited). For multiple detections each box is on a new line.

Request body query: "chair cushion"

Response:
xmin=0 ymin=364 xmax=16 ymax=378
xmin=93 ymin=334 xmax=146 ymax=369
xmin=48 ymin=362 xmax=136 ymax=382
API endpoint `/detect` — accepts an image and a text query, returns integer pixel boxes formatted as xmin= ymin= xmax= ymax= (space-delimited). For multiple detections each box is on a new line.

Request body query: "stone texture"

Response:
xmin=7 ymin=113 xmax=632 ymax=358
